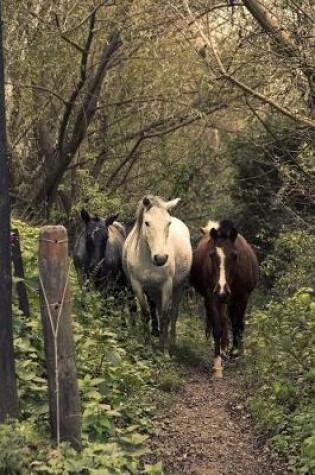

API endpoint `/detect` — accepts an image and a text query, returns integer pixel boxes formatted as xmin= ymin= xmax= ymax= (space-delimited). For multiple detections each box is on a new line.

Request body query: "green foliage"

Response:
xmin=4 ymin=219 xmax=167 ymax=474
xmin=261 ymin=231 xmax=314 ymax=297
xmin=246 ymin=288 xmax=315 ymax=474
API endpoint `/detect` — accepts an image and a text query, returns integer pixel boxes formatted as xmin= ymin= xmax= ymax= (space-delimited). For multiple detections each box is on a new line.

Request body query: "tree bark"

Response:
xmin=242 ymin=0 xmax=315 ymax=114
xmin=0 ymin=0 xmax=19 ymax=422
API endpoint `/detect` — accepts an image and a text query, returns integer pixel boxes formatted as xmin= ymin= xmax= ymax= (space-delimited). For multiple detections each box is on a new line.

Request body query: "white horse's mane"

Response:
xmin=135 ymin=195 xmax=166 ymax=221
xmin=131 ymin=195 xmax=169 ymax=245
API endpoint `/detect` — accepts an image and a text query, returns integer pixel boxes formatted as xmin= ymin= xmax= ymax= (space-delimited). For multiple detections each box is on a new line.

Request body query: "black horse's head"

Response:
xmin=81 ymin=208 xmax=119 ymax=285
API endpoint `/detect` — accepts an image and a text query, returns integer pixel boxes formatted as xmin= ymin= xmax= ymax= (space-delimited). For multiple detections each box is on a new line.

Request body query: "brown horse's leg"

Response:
xmin=205 ymin=297 xmax=223 ymax=378
xmin=220 ymin=303 xmax=229 ymax=355
xmin=229 ymin=298 xmax=248 ymax=356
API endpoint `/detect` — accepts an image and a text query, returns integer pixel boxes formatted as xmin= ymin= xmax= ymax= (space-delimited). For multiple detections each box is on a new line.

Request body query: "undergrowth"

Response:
xmin=4 ymin=220 xmax=314 ymax=474
xmin=245 ymin=231 xmax=315 ymax=475
xmin=2 ymin=219 xmax=171 ymax=475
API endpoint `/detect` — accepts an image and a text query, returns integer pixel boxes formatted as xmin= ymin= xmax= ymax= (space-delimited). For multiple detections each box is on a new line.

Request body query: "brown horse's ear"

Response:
xmin=210 ymin=227 xmax=218 ymax=240
xmin=81 ymin=208 xmax=90 ymax=223
xmin=230 ymin=227 xmax=238 ymax=242
xmin=200 ymin=227 xmax=207 ymax=235
xmin=143 ymin=196 xmax=152 ymax=209
xmin=105 ymin=213 xmax=119 ymax=226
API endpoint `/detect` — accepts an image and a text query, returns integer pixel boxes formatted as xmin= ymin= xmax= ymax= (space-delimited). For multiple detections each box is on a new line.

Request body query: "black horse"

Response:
xmin=73 ymin=209 xmax=159 ymax=335
xmin=73 ymin=209 xmax=126 ymax=291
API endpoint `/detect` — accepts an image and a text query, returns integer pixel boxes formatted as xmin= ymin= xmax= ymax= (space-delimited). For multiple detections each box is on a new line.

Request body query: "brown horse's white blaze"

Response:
xmin=215 ymin=247 xmax=230 ymax=299
xmin=191 ymin=219 xmax=259 ymax=379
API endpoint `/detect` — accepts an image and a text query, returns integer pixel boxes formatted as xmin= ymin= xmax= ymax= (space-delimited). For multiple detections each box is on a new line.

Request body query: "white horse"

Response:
xmin=123 ymin=195 xmax=193 ymax=355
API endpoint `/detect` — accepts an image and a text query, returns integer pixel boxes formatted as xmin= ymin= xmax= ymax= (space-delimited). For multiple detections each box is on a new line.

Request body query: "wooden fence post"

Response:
xmin=11 ymin=228 xmax=30 ymax=317
xmin=38 ymin=225 xmax=81 ymax=450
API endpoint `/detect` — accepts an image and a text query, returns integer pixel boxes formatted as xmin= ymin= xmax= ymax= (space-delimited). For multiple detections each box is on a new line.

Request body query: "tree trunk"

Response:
xmin=0 ymin=0 xmax=19 ymax=422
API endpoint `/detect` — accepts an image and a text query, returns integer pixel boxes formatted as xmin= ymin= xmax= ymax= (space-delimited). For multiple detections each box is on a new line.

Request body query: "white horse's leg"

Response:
xmin=129 ymin=277 xmax=151 ymax=343
xmin=169 ymin=285 xmax=183 ymax=352
xmin=159 ymin=280 xmax=173 ymax=356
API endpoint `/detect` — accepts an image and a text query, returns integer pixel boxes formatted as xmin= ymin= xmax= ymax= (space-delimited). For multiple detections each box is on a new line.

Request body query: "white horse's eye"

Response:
xmin=168 ymin=221 xmax=171 ymax=227
xmin=145 ymin=221 xmax=150 ymax=227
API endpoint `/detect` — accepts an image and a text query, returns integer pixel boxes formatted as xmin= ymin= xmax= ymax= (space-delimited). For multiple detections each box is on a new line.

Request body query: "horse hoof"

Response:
xmin=221 ymin=350 xmax=229 ymax=361
xmin=213 ymin=368 xmax=223 ymax=379
xmin=230 ymin=348 xmax=240 ymax=358
xmin=151 ymin=328 xmax=160 ymax=337
xmin=144 ymin=335 xmax=151 ymax=345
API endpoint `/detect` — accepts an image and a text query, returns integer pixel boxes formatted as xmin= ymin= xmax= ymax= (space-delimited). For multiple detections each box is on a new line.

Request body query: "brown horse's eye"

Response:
xmin=231 ymin=250 xmax=238 ymax=261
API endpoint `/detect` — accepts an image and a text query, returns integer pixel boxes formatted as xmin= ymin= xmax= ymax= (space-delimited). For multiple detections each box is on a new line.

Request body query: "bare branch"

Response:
xmin=57 ymin=7 xmax=97 ymax=151
xmin=55 ymin=13 xmax=85 ymax=54
xmin=184 ymin=0 xmax=315 ymax=130
xmin=65 ymin=29 xmax=122 ymax=157
xmin=106 ymin=136 xmax=144 ymax=186
xmin=58 ymin=0 xmax=114 ymax=35
xmin=16 ymin=83 xmax=68 ymax=105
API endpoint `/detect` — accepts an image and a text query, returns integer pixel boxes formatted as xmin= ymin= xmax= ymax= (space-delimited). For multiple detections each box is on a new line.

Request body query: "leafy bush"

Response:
xmin=261 ymin=231 xmax=314 ymax=297
xmin=4 ymin=219 xmax=166 ymax=474
xmin=246 ymin=289 xmax=315 ymax=474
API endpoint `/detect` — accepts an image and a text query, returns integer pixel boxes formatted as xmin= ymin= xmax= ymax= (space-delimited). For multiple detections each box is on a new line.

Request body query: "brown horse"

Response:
xmin=190 ymin=220 xmax=259 ymax=378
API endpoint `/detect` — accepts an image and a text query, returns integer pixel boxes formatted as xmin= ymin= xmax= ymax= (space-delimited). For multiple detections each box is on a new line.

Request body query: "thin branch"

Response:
xmin=106 ymin=102 xmax=227 ymax=187
xmin=57 ymin=7 xmax=97 ymax=152
xmin=17 ymin=83 xmax=68 ymax=105
xmin=187 ymin=3 xmax=243 ymax=26
xmin=65 ymin=29 xmax=122 ymax=157
xmin=106 ymin=136 xmax=144 ymax=186
xmin=55 ymin=13 xmax=85 ymax=54
xmin=57 ymin=0 xmax=114 ymax=35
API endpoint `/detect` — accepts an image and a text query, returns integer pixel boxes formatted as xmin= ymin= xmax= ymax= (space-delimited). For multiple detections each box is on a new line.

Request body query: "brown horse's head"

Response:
xmin=205 ymin=220 xmax=239 ymax=303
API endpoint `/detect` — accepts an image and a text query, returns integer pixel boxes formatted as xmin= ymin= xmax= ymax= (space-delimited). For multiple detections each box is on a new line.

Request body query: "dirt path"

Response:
xmin=148 ymin=362 xmax=288 ymax=475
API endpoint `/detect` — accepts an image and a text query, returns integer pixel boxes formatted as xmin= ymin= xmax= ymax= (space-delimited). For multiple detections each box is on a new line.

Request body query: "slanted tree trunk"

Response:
xmin=242 ymin=0 xmax=315 ymax=118
xmin=29 ymin=27 xmax=122 ymax=217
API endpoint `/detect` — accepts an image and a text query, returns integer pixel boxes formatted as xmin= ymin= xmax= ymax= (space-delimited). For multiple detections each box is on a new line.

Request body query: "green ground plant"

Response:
xmin=4 ymin=220 xmax=314 ymax=474
xmin=2 ymin=219 xmax=169 ymax=474
xmin=245 ymin=231 xmax=315 ymax=475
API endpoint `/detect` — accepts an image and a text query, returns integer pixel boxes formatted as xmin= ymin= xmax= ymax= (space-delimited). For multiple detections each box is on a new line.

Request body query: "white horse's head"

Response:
xmin=138 ymin=195 xmax=180 ymax=266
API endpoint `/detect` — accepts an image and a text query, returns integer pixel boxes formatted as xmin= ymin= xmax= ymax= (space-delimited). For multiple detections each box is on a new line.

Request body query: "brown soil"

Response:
xmin=147 ymin=362 xmax=288 ymax=475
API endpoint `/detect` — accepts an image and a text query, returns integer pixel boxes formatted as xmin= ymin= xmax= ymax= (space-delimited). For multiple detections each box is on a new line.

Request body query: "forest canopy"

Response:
xmin=4 ymin=0 xmax=313 ymax=243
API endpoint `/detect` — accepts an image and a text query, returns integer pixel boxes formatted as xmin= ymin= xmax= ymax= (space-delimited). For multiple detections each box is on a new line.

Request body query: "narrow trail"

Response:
xmin=148 ymin=362 xmax=288 ymax=475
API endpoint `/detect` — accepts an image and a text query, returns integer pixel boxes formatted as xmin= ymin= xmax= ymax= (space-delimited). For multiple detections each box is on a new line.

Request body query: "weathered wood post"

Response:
xmin=0 ymin=0 xmax=19 ymax=422
xmin=38 ymin=226 xmax=81 ymax=450
xmin=11 ymin=229 xmax=30 ymax=317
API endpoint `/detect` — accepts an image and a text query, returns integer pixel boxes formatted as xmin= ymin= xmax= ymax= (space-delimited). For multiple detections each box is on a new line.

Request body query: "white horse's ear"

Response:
xmin=200 ymin=227 xmax=207 ymax=235
xmin=143 ymin=196 xmax=152 ymax=209
xmin=165 ymin=198 xmax=180 ymax=210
